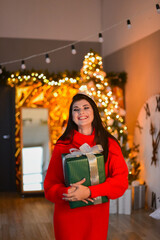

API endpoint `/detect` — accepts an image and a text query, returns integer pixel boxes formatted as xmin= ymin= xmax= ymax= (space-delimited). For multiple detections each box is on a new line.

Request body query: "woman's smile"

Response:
xmin=78 ymin=115 xmax=88 ymax=120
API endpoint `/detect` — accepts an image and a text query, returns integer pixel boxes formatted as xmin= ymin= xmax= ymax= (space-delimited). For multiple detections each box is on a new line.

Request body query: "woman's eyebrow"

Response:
xmin=73 ymin=106 xmax=79 ymax=108
xmin=73 ymin=104 xmax=90 ymax=108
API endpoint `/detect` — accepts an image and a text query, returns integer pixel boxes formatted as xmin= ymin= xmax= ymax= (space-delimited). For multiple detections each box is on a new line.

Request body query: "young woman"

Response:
xmin=44 ymin=93 xmax=128 ymax=240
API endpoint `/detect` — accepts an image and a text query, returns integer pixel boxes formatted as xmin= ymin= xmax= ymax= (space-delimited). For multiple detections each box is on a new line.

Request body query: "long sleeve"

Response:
xmin=44 ymin=144 xmax=68 ymax=203
xmin=89 ymin=138 xmax=128 ymax=200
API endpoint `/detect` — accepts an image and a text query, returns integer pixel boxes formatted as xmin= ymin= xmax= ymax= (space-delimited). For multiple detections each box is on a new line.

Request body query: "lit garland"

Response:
xmin=7 ymin=71 xmax=80 ymax=87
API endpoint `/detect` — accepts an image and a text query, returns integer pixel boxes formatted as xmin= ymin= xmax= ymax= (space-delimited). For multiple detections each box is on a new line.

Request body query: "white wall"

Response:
xmin=1 ymin=1 xmax=160 ymax=54
xmin=102 ymin=0 xmax=160 ymax=56
xmin=0 ymin=0 xmax=101 ymax=42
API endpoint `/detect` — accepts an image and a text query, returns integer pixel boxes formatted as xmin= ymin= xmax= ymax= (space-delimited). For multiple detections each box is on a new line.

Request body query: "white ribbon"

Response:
xmin=65 ymin=143 xmax=103 ymax=159
xmin=64 ymin=143 xmax=103 ymax=205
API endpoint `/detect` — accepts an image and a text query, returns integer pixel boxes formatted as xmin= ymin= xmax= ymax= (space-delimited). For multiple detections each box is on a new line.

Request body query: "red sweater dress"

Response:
xmin=44 ymin=130 xmax=128 ymax=240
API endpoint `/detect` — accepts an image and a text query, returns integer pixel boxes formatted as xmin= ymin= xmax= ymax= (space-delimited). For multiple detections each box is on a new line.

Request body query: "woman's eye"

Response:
xmin=73 ymin=108 xmax=79 ymax=111
xmin=84 ymin=107 xmax=89 ymax=110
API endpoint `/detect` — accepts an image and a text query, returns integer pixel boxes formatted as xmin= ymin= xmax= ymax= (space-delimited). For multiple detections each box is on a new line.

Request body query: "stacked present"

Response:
xmin=132 ymin=184 xmax=146 ymax=210
xmin=62 ymin=143 xmax=108 ymax=208
xmin=109 ymin=188 xmax=132 ymax=215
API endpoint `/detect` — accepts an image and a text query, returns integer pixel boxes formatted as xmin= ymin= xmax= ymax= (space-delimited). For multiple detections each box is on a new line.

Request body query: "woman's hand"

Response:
xmin=63 ymin=178 xmax=94 ymax=204
xmin=68 ymin=185 xmax=77 ymax=194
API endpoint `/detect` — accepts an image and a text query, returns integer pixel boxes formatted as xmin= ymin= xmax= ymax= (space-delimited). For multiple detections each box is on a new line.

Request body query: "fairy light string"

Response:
xmin=0 ymin=2 xmax=159 ymax=70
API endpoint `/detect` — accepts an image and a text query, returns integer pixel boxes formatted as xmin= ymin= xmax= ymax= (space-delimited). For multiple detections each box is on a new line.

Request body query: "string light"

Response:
xmin=156 ymin=4 xmax=160 ymax=14
xmin=21 ymin=60 xmax=26 ymax=70
xmin=71 ymin=45 xmax=76 ymax=55
xmin=0 ymin=2 xmax=157 ymax=68
xmin=127 ymin=19 xmax=131 ymax=29
xmin=0 ymin=65 xmax=2 ymax=74
xmin=98 ymin=33 xmax=103 ymax=43
xmin=45 ymin=54 xmax=51 ymax=63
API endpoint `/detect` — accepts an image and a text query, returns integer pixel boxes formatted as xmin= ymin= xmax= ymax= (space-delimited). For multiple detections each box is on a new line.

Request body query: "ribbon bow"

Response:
xmin=65 ymin=143 xmax=103 ymax=159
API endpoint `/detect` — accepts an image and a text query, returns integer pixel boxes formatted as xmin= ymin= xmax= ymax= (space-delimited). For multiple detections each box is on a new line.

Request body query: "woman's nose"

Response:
xmin=79 ymin=108 xmax=84 ymax=114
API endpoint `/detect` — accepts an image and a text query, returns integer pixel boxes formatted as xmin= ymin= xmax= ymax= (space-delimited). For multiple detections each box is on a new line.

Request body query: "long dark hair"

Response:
xmin=59 ymin=93 xmax=118 ymax=162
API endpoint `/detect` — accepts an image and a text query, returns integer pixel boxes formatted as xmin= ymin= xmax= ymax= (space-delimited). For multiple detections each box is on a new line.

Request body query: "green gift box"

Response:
xmin=62 ymin=153 xmax=108 ymax=209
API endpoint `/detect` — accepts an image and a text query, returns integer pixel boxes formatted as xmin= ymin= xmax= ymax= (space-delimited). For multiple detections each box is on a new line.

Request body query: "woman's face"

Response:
xmin=72 ymin=99 xmax=94 ymax=129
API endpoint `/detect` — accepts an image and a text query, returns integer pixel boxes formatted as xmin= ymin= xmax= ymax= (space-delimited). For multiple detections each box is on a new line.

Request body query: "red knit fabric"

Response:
xmin=44 ymin=130 xmax=128 ymax=240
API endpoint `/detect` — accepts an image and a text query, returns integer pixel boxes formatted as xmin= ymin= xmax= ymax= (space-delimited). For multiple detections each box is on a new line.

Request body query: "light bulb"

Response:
xmin=21 ymin=60 xmax=26 ymax=70
xmin=71 ymin=45 xmax=76 ymax=54
xmin=98 ymin=33 xmax=103 ymax=43
xmin=0 ymin=65 xmax=2 ymax=74
xmin=45 ymin=54 xmax=51 ymax=63
xmin=156 ymin=4 xmax=160 ymax=14
xmin=127 ymin=19 xmax=131 ymax=29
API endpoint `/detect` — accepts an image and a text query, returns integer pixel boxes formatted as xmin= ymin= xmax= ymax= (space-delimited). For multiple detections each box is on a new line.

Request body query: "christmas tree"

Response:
xmin=80 ymin=49 xmax=140 ymax=184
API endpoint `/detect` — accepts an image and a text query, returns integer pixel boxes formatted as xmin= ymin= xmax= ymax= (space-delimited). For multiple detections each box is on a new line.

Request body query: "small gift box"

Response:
xmin=62 ymin=143 xmax=108 ymax=209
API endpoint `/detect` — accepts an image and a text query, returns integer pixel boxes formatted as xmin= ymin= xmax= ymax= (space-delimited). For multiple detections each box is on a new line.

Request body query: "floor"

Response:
xmin=0 ymin=193 xmax=159 ymax=240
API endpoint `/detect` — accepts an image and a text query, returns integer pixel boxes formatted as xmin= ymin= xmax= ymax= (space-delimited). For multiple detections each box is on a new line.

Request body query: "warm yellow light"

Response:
xmin=96 ymin=84 xmax=101 ymax=88
xmin=59 ymin=79 xmax=65 ymax=83
xmin=119 ymin=117 xmax=123 ymax=122
xmin=80 ymin=85 xmax=87 ymax=91
xmin=107 ymin=91 xmax=112 ymax=96
xmin=53 ymin=92 xmax=58 ymax=97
